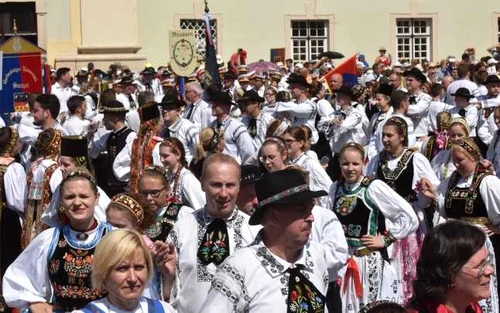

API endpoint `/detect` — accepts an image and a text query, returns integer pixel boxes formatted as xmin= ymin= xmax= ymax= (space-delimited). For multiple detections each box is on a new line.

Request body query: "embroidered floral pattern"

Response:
xmin=287 ymin=267 xmax=325 ymax=313
xmin=257 ymin=184 xmax=308 ymax=208
xmin=197 ymin=219 xmax=230 ymax=265
xmin=445 ymin=169 xmax=490 ymax=215
xmin=379 ymin=150 xmax=414 ymax=181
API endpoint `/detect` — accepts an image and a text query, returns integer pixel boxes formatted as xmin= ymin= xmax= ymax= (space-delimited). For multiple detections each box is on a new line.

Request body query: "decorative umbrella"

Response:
xmin=247 ymin=61 xmax=280 ymax=74
xmin=318 ymin=51 xmax=345 ymax=60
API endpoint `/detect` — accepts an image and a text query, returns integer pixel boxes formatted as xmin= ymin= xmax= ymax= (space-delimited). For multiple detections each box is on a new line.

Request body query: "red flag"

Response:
xmin=320 ymin=54 xmax=358 ymax=91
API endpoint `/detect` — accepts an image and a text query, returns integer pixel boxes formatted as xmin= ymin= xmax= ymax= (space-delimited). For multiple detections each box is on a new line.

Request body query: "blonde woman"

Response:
xmin=75 ymin=229 xmax=175 ymax=313
xmin=189 ymin=127 xmax=225 ymax=179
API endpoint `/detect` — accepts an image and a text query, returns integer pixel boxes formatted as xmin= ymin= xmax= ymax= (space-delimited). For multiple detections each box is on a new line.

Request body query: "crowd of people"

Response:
xmin=0 ymin=45 xmax=500 ymax=313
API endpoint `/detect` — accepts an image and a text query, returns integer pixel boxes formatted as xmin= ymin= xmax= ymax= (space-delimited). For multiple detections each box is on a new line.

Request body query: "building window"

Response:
xmin=0 ymin=2 xmax=37 ymax=45
xmin=180 ymin=19 xmax=218 ymax=57
xmin=291 ymin=20 xmax=328 ymax=61
xmin=396 ymin=18 xmax=432 ymax=61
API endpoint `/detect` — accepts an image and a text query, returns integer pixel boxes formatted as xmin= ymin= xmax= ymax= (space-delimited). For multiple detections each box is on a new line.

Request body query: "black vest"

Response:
xmin=106 ymin=127 xmax=133 ymax=186
xmin=445 ymin=170 xmax=489 ymax=218
xmin=333 ymin=177 xmax=386 ymax=248
xmin=376 ymin=150 xmax=417 ymax=203
xmin=47 ymin=229 xmax=107 ymax=311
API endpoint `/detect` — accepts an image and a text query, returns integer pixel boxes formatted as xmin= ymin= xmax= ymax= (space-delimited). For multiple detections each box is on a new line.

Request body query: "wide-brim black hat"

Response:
xmin=485 ymin=75 xmax=500 ymax=85
xmin=61 ymin=136 xmax=88 ymax=158
xmin=141 ymin=67 xmax=156 ymax=75
xmin=286 ymin=73 xmax=312 ymax=88
xmin=160 ymin=89 xmax=185 ymax=109
xmin=403 ymin=67 xmax=427 ymax=84
xmin=223 ymin=71 xmax=238 ymax=80
xmin=139 ymin=102 xmax=161 ymax=122
xmin=99 ymin=100 xmax=129 ymax=113
xmin=207 ymin=90 xmax=233 ymax=106
xmin=452 ymin=87 xmax=474 ymax=99
xmin=336 ymin=85 xmax=354 ymax=98
xmin=249 ymin=169 xmax=327 ymax=225
xmin=237 ymin=89 xmax=264 ymax=105
xmin=376 ymin=83 xmax=394 ymax=97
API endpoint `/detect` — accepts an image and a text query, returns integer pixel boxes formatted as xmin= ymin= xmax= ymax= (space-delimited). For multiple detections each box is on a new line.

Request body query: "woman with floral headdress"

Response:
xmin=190 ymin=127 xmax=225 ymax=179
xmin=329 ymin=143 xmax=418 ymax=313
xmin=365 ymin=116 xmax=440 ymax=305
xmin=4 ymin=168 xmax=112 ymax=313
xmin=159 ymin=138 xmax=205 ymax=209
xmin=114 ymin=97 xmax=164 ymax=193
xmin=0 ymin=127 xmax=26 ymax=312
xmin=421 ymin=111 xmax=452 ymax=161
xmin=431 ymin=117 xmax=470 ymax=181
xmin=420 ymin=138 xmax=500 ymax=313
xmin=22 ymin=128 xmax=64 ymax=248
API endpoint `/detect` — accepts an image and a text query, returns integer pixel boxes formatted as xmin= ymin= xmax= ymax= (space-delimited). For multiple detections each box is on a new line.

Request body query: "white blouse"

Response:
xmin=430 ymin=149 xmax=456 ymax=181
xmin=2 ymin=161 xmax=27 ymax=214
xmin=169 ymin=167 xmax=206 ymax=210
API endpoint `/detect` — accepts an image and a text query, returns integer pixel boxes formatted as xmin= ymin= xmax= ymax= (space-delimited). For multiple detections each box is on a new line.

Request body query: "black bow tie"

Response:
xmin=287 ymin=267 xmax=326 ymax=313
xmin=248 ymin=118 xmax=257 ymax=138
xmin=459 ymin=108 xmax=466 ymax=117
xmin=197 ymin=219 xmax=230 ymax=266
xmin=409 ymin=96 xmax=417 ymax=104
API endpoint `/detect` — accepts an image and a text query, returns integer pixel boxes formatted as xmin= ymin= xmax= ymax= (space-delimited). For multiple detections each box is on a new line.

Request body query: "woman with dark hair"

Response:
xmin=420 ymin=138 xmax=500 ymax=313
xmin=366 ymin=116 xmax=440 ymax=304
xmin=282 ymin=126 xmax=331 ymax=207
xmin=0 ymin=127 xmax=26 ymax=312
xmin=407 ymin=221 xmax=493 ymax=313
xmin=23 ymin=128 xmax=63 ymax=248
xmin=159 ymin=138 xmax=205 ymax=209
xmin=4 ymin=169 xmax=112 ymax=312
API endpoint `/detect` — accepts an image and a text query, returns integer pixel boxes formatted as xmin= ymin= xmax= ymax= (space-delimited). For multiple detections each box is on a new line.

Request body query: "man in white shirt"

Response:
xmin=446 ymin=63 xmax=480 ymax=106
xmin=159 ymin=88 xmax=199 ymax=164
xmin=164 ymin=154 xmax=259 ymax=313
xmin=62 ymin=95 xmax=91 ymax=136
xmin=449 ymin=87 xmax=478 ymax=137
xmin=183 ymin=82 xmax=215 ymax=129
xmin=200 ymin=168 xmax=330 ymax=313
xmin=50 ymin=67 xmax=75 ymax=117
xmin=403 ymin=67 xmax=432 ymax=140
xmin=208 ymin=89 xmax=255 ymax=164
xmin=238 ymin=90 xmax=274 ymax=151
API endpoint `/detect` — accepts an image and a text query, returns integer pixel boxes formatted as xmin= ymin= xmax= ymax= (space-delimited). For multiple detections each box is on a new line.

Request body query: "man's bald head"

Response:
xmin=330 ymin=73 xmax=343 ymax=90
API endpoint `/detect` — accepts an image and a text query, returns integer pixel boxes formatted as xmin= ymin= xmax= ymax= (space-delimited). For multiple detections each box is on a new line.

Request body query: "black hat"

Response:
xmin=139 ymin=102 xmax=160 ymax=122
xmin=223 ymin=71 xmax=238 ymax=80
xmin=207 ymin=90 xmax=233 ymax=106
xmin=240 ymin=165 xmax=262 ymax=186
xmin=160 ymin=89 xmax=185 ymax=109
xmin=249 ymin=169 xmax=327 ymax=225
xmin=286 ymin=73 xmax=312 ymax=88
xmin=93 ymin=69 xmax=105 ymax=79
xmin=376 ymin=83 xmax=394 ymax=97
xmin=237 ymin=90 xmax=264 ymax=105
xmin=99 ymin=100 xmax=129 ymax=113
xmin=76 ymin=70 xmax=89 ymax=77
xmin=336 ymin=85 xmax=354 ymax=98
xmin=141 ymin=67 xmax=156 ymax=75
xmin=61 ymin=136 xmax=88 ymax=158
xmin=485 ymin=75 xmax=500 ymax=85
xmin=452 ymin=87 xmax=474 ymax=99
xmin=403 ymin=67 xmax=427 ymax=84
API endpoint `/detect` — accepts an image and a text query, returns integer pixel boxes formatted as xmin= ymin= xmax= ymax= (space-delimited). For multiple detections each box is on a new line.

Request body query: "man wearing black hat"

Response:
xmin=114 ymin=76 xmax=137 ymax=110
xmin=403 ymin=67 xmax=432 ymax=141
xmin=446 ymin=63 xmax=480 ymax=107
xmin=276 ymin=73 xmax=319 ymax=144
xmin=222 ymin=71 xmax=238 ymax=99
xmin=208 ymin=88 xmax=255 ymax=164
xmin=88 ymin=100 xmax=136 ymax=196
xmin=238 ymin=90 xmax=275 ymax=150
xmin=159 ymin=88 xmax=199 ymax=164
xmin=449 ymin=87 xmax=478 ymax=137
xmin=137 ymin=66 xmax=162 ymax=100
xmin=200 ymin=167 xmax=331 ymax=312
xmin=476 ymin=75 xmax=500 ymax=155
